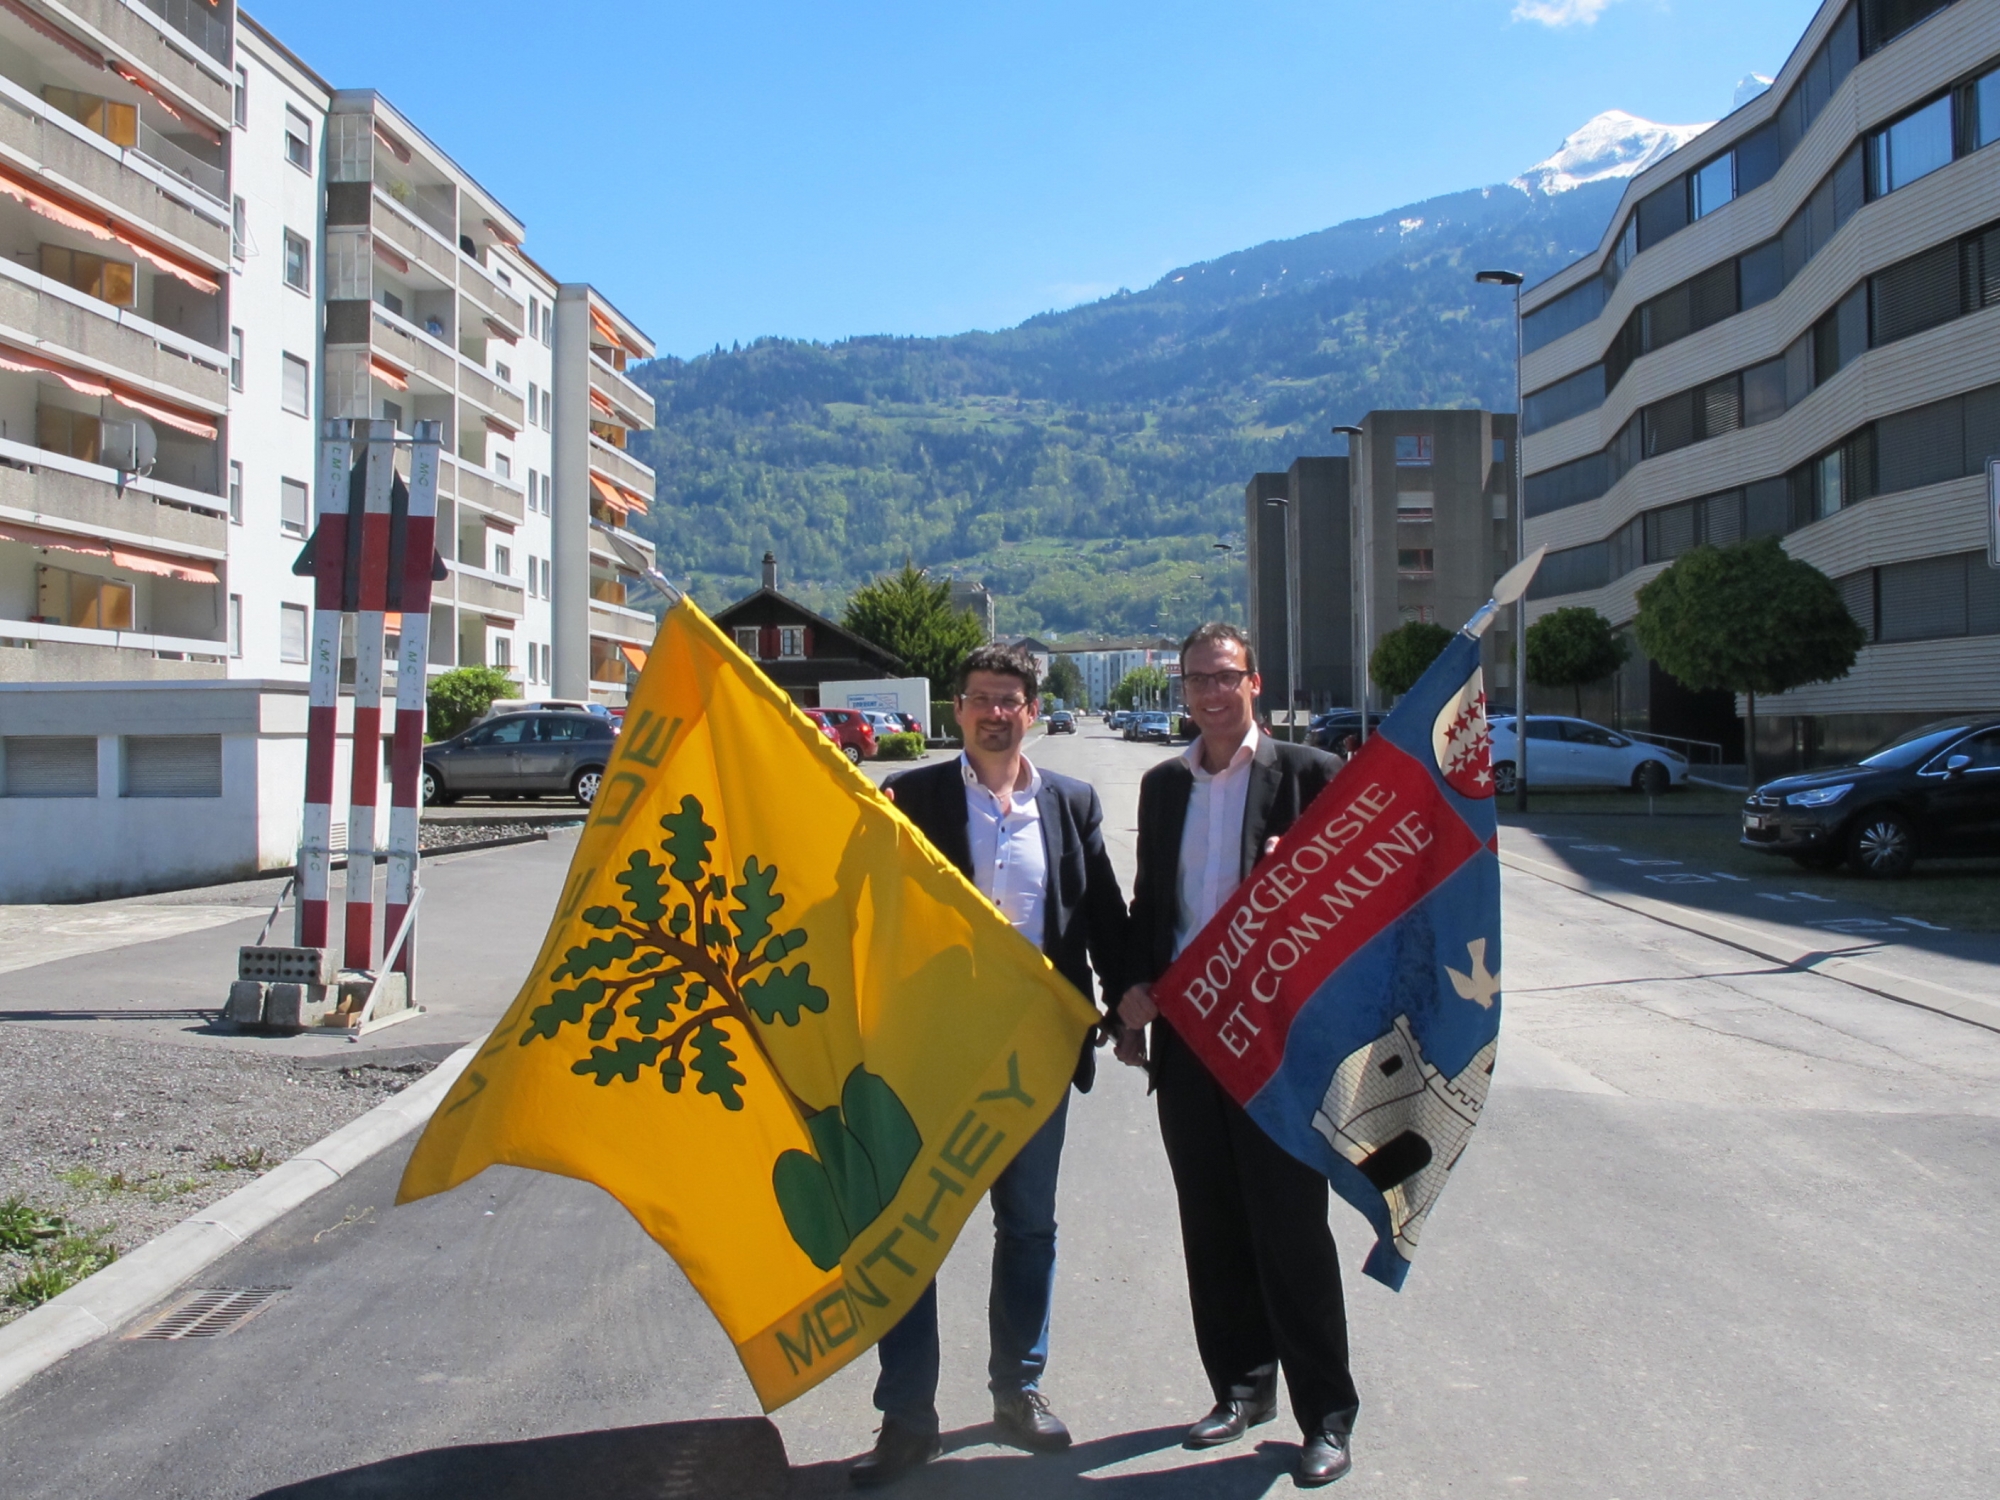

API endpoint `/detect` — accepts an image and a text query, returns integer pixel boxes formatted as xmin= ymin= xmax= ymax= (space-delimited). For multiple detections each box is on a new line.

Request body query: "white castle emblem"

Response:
xmin=1310 ymin=1013 xmax=1496 ymax=1258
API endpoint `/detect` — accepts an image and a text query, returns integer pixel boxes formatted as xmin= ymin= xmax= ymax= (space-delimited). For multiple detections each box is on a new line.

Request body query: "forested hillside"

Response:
xmin=627 ymin=175 xmax=1627 ymax=636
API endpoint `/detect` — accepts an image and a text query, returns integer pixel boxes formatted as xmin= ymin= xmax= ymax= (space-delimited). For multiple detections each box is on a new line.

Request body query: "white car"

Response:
xmin=1488 ymin=716 xmax=1688 ymax=795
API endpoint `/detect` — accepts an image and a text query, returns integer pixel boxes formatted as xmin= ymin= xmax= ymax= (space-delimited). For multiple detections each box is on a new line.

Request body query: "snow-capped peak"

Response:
xmin=1511 ymin=110 xmax=1715 ymax=196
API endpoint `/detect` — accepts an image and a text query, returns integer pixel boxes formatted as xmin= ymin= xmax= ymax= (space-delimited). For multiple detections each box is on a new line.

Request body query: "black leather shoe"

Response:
xmin=850 ymin=1420 xmax=943 ymax=1488
xmin=1295 ymin=1406 xmax=1358 ymax=1488
xmin=1182 ymin=1371 xmax=1279 ymax=1449
xmin=993 ymin=1389 xmax=1072 ymax=1452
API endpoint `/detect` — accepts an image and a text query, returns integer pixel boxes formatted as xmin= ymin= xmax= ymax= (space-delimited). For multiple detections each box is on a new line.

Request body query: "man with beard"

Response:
xmin=850 ymin=643 xmax=1129 ymax=1487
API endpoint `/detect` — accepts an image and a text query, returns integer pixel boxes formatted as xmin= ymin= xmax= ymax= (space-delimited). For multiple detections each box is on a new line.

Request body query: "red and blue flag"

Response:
xmin=1153 ymin=627 xmax=1504 ymax=1289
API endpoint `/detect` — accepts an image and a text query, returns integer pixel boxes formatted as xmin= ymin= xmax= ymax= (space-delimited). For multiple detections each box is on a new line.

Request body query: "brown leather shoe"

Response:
xmin=850 ymin=1420 xmax=943 ymax=1488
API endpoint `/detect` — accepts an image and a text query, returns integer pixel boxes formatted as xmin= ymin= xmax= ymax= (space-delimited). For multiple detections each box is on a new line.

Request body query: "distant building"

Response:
xmin=711 ymin=552 xmax=903 ymax=705
xmin=1057 ymin=637 xmax=1181 ymax=710
xmin=1248 ymin=410 xmax=1517 ymax=717
xmin=949 ymin=580 xmax=996 ymax=642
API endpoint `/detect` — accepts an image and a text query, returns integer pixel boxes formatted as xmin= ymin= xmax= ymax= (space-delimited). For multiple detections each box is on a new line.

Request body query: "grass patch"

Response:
xmin=202 ymin=1147 xmax=272 ymax=1174
xmin=0 ymin=1197 xmax=67 ymax=1254
xmin=4 ymin=1228 xmax=118 ymax=1308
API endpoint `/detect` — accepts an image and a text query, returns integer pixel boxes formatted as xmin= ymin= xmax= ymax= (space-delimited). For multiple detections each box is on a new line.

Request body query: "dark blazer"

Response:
xmin=1127 ymin=734 xmax=1344 ymax=993
xmin=884 ymin=755 xmax=1129 ymax=1092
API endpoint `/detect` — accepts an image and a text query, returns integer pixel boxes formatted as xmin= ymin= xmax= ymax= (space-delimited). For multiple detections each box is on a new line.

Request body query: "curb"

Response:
xmin=1500 ymin=850 xmax=2000 ymax=1034
xmin=0 ymin=1041 xmax=478 ymax=1404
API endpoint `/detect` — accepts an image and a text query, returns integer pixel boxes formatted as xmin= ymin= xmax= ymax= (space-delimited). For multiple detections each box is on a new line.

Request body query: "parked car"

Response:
xmin=1126 ymin=710 xmax=1173 ymax=743
xmin=1048 ymin=710 xmax=1076 ymax=734
xmin=422 ymin=711 xmax=616 ymax=807
xmin=861 ymin=711 xmax=904 ymax=741
xmin=891 ymin=712 xmax=925 ymax=736
xmin=1309 ymin=711 xmax=1387 ymax=754
xmin=1741 ymin=715 xmax=2000 ymax=877
xmin=804 ymin=706 xmax=877 ymax=763
xmin=473 ymin=697 xmax=606 ymax=725
xmin=1108 ymin=710 xmax=1134 ymax=732
xmin=1488 ymin=716 xmax=1688 ymax=796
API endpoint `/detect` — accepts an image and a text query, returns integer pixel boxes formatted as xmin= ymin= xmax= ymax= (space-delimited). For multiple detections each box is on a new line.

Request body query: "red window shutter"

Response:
xmin=801 ymin=626 xmax=813 ymax=657
xmin=759 ymin=625 xmax=779 ymax=660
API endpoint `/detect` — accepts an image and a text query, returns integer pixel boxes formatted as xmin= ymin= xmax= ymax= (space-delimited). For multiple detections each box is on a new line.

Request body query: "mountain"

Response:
xmin=626 ymin=112 xmax=1712 ymax=637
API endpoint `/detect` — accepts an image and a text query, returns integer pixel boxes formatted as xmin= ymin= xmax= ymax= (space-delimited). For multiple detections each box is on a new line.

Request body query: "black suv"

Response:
xmin=1741 ymin=716 xmax=2000 ymax=877
xmin=423 ymin=711 xmax=617 ymax=807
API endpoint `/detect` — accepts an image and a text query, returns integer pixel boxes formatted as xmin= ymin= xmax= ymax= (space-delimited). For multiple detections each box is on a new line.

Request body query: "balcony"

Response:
xmin=0 ymin=84 xmax=229 ymax=263
xmin=0 ymin=440 xmax=227 ymax=551
xmin=447 ymin=461 xmax=525 ymax=523
xmin=457 ymin=254 xmax=525 ymax=335
xmin=0 ymin=275 xmax=227 ymax=410
xmin=366 ymin=193 xmax=459 ymax=286
xmin=589 ymin=601 xmax=657 ymax=646
xmin=457 ymin=362 xmax=525 ymax=430
xmin=63 ymin=0 xmax=233 ymax=117
xmin=589 ymin=353 xmax=655 ymax=430
xmin=447 ymin=563 xmax=524 ymax=618
xmin=588 ymin=525 xmax=654 ymax=566
xmin=587 ymin=434 xmax=655 ymax=501
xmin=330 ymin=305 xmax=456 ymax=393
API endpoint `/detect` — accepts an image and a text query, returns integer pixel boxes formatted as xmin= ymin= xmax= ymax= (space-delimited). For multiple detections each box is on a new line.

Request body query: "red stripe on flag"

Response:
xmin=1153 ymin=739 xmax=1484 ymax=1103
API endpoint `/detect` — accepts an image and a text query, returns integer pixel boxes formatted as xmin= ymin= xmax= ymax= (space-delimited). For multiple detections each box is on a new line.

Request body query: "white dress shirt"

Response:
xmin=1173 ymin=723 xmax=1260 ymax=958
xmin=962 ymin=752 xmax=1048 ymax=947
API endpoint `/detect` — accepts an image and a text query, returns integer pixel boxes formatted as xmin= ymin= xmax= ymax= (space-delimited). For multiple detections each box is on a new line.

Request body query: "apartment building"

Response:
xmin=1056 ymin=638 xmax=1181 ymax=710
xmin=1519 ymin=0 xmax=2000 ymax=768
xmin=1247 ymin=410 xmax=1517 ymax=716
xmin=0 ymin=0 xmax=237 ymax=684
xmin=0 ymin=5 xmax=658 ymax=713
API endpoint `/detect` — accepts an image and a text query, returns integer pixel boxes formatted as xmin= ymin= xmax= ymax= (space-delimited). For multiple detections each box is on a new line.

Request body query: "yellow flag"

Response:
xmin=399 ymin=600 xmax=1098 ymax=1409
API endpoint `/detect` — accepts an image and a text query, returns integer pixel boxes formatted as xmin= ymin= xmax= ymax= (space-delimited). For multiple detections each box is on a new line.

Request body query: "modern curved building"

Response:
xmin=1519 ymin=0 xmax=2000 ymax=771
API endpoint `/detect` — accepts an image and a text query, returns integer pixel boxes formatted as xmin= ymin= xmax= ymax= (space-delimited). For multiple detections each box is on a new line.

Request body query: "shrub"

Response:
xmin=426 ymin=665 xmax=519 ymax=740
xmin=4 ymin=1228 xmax=117 ymax=1308
xmin=877 ymin=731 xmax=927 ymax=760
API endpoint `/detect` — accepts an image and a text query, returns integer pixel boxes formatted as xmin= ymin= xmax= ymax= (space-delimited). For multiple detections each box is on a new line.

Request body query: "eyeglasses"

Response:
xmin=960 ymin=693 xmax=1029 ymax=712
xmin=1182 ymin=670 xmax=1249 ymax=693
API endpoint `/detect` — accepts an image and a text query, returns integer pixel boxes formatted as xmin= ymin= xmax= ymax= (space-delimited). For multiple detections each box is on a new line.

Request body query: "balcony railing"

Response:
xmin=134 ymin=122 xmax=225 ymax=204
xmin=133 ymin=0 xmax=233 ymax=65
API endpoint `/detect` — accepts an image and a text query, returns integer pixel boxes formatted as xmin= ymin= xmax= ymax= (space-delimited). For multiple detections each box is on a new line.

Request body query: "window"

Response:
xmin=284 ymin=106 xmax=312 ymax=170
xmin=234 ymin=66 xmax=247 ymax=129
xmin=124 ymin=736 xmax=222 ymax=798
xmin=1396 ymin=492 xmax=1434 ymax=521
xmin=1522 ymin=364 xmax=1606 ymax=434
xmin=734 ymin=626 xmax=761 ymax=656
xmin=1522 ymin=277 xmax=1606 ymax=354
xmin=495 ymin=361 xmax=512 ymax=384
xmin=1393 ymin=434 xmax=1432 ymax=465
xmin=228 ymin=460 xmax=243 ymax=523
xmin=227 ymin=595 xmax=242 ymax=657
xmin=779 ymin=626 xmax=805 ymax=659
xmin=495 ymin=265 xmax=512 ymax=288
xmin=280 ymin=477 xmax=308 ymax=537
xmin=40 ymin=246 xmax=134 ymax=307
xmin=281 ymin=353 xmax=309 ymax=415
xmin=527 ymin=382 xmax=538 ymax=424
xmin=232 ymin=196 xmax=246 ymax=262
xmin=1976 ymin=67 xmax=2000 ymax=152
xmin=494 ymin=452 xmax=511 ymax=479
xmin=542 ymin=473 xmax=554 ymax=513
xmin=1396 ymin=549 xmax=1435 ymax=575
xmin=492 ymin=636 xmax=511 ymax=669
xmin=493 ymin=545 xmax=511 ymax=577
xmin=36 ymin=564 xmax=132 ymax=629
xmin=280 ymin=603 xmax=308 ymax=663
xmin=282 ymin=229 xmax=310 ymax=292
xmin=529 ymin=296 xmax=539 ymax=335
xmin=229 ymin=327 xmax=243 ymax=390
xmin=1869 ymin=93 xmax=1954 ymax=197
xmin=1691 ymin=152 xmax=1735 ymax=219
xmin=542 ymin=304 xmax=553 ymax=343
xmin=379 ymin=289 xmax=404 ymax=318
xmin=541 ymin=390 xmax=552 ymax=432
xmin=2 ymin=737 xmax=98 ymax=797
xmin=527 ymin=469 xmax=538 ymax=510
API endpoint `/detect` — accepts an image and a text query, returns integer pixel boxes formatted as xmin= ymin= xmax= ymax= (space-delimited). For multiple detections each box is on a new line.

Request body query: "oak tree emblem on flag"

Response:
xmin=521 ymin=791 xmax=922 ymax=1271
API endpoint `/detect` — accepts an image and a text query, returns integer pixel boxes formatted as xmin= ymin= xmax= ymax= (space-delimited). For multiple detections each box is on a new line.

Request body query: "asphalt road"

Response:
xmin=2 ymin=725 xmax=1997 ymax=1498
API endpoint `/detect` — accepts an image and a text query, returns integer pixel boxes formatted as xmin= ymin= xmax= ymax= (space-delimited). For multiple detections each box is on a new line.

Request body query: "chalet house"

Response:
xmin=712 ymin=553 xmax=904 ymax=705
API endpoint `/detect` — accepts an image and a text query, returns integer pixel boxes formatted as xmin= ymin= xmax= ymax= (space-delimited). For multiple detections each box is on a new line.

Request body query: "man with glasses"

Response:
xmin=1116 ymin=621 xmax=1360 ymax=1488
xmin=850 ymin=643 xmax=1129 ymax=1487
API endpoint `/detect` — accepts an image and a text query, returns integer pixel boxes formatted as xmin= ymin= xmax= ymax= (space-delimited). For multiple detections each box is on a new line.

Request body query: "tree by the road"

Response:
xmin=1046 ymin=655 xmax=1085 ymax=709
xmin=1527 ymin=606 xmax=1631 ymax=717
xmin=1370 ymin=621 xmax=1453 ymax=700
xmin=1111 ymin=665 xmax=1169 ymax=710
xmin=426 ymin=665 xmax=518 ymax=739
xmin=1634 ymin=538 xmax=1863 ymax=787
xmin=841 ymin=563 xmax=984 ymax=690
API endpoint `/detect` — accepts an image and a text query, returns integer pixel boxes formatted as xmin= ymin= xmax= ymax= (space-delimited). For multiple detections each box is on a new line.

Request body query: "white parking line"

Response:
xmin=1894 ymin=915 xmax=1952 ymax=931
xmin=1646 ymin=873 xmax=1715 ymax=885
xmin=1620 ymin=858 xmax=1682 ymax=867
xmin=1787 ymin=891 xmax=1839 ymax=903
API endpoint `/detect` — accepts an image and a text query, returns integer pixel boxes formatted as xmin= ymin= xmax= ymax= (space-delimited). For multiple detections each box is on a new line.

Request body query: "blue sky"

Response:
xmin=249 ymin=0 xmax=1820 ymax=357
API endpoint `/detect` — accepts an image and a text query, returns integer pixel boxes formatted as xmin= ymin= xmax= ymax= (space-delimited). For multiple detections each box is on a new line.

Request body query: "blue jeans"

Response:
xmin=872 ymin=1092 xmax=1070 ymax=1436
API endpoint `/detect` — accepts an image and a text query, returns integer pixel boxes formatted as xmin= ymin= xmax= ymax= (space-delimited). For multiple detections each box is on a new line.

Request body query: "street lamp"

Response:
xmin=1331 ymin=423 xmax=1369 ymax=744
xmin=1475 ymin=268 xmax=1528 ymax=811
xmin=1262 ymin=495 xmax=1300 ymax=741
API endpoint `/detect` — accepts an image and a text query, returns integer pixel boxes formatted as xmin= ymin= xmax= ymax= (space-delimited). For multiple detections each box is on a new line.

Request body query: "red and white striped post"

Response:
xmin=383 ymin=422 xmax=442 ymax=979
xmin=298 ymin=421 xmax=357 ymax=952
xmin=342 ymin=427 xmax=397 ymax=973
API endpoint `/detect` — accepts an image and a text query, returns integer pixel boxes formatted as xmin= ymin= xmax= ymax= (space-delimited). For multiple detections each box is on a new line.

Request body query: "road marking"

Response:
xmin=1620 ymin=858 xmax=1682 ymax=867
xmin=1787 ymin=891 xmax=1838 ymax=903
xmin=1711 ymin=872 xmax=1750 ymax=882
xmin=1894 ymin=916 xmax=1951 ymax=931
xmin=1572 ymin=844 xmax=1621 ymax=852
xmin=1808 ymin=918 xmax=1899 ymax=933
xmin=1756 ymin=893 xmax=1797 ymax=903
xmin=1646 ymin=873 xmax=1715 ymax=885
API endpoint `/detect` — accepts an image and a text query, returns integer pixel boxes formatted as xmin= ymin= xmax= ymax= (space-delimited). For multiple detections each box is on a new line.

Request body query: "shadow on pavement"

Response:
xmin=250 ymin=1417 xmax=790 ymax=1499
xmin=787 ymin=1424 xmax=1293 ymax=1497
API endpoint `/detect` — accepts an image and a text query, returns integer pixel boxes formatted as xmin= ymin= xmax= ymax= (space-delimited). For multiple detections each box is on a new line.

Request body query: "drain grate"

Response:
xmin=130 ymin=1287 xmax=287 ymax=1340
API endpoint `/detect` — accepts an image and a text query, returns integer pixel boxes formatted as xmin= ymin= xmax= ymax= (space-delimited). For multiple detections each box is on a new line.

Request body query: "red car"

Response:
xmin=804 ymin=707 xmax=876 ymax=763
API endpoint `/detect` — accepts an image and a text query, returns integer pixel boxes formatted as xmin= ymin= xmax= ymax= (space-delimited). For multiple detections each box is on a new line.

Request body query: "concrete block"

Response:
xmin=223 ymin=980 xmax=266 ymax=1027
xmin=261 ymin=982 xmax=332 ymax=1031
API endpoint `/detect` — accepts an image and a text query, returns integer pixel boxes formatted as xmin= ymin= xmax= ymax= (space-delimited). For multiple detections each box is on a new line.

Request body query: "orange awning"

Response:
xmin=0 ymin=341 xmax=219 ymax=439
xmin=482 ymin=217 xmax=521 ymax=249
xmin=369 ymin=355 xmax=409 ymax=391
xmin=373 ymin=122 xmax=412 ymax=164
xmin=588 ymin=388 xmax=615 ymax=416
xmin=112 ymin=386 xmax=221 ymax=439
xmin=618 ymin=644 xmax=648 ymax=672
xmin=482 ymin=316 xmax=516 ymax=345
xmin=0 ymin=161 xmax=218 ymax=292
xmin=371 ymin=238 xmax=410 ymax=275
xmin=588 ymin=472 xmax=628 ymax=516
xmin=0 ymin=518 xmax=219 ymax=583
xmin=483 ymin=414 xmax=518 ymax=438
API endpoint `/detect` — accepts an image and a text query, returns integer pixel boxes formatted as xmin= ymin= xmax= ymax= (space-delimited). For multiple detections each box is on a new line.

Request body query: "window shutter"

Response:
xmin=124 ymin=736 xmax=223 ymax=798
xmin=2 ymin=737 xmax=97 ymax=797
xmin=1836 ymin=570 xmax=1877 ymax=641
xmin=1870 ymin=240 xmax=1960 ymax=346
xmin=1878 ymin=555 xmax=1968 ymax=641
xmin=801 ymin=626 xmax=813 ymax=657
xmin=759 ymin=625 xmax=780 ymax=660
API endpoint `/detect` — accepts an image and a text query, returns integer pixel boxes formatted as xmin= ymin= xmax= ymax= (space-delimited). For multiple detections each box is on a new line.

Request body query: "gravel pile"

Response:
xmin=0 ymin=1028 xmax=437 ymax=1325
xmin=417 ymin=820 xmax=569 ymax=851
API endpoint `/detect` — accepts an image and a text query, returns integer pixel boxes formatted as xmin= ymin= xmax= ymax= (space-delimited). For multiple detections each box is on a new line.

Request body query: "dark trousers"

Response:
xmin=1155 ymin=1025 xmax=1359 ymax=1432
